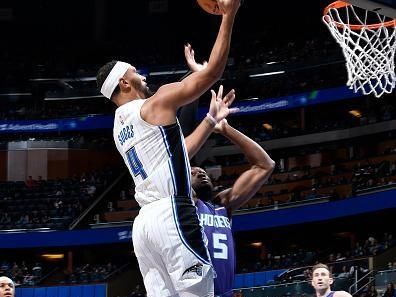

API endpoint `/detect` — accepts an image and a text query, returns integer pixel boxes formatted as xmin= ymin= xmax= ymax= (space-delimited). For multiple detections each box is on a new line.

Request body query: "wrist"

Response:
xmin=205 ymin=113 xmax=218 ymax=127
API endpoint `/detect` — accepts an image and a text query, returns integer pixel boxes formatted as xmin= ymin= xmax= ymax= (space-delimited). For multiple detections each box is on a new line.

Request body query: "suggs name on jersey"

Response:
xmin=118 ymin=125 xmax=134 ymax=146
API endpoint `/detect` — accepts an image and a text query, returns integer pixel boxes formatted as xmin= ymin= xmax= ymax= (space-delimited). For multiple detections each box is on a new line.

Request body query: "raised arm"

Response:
xmin=181 ymin=44 xmax=239 ymax=159
xmin=184 ymin=85 xmax=238 ymax=159
xmin=215 ymin=120 xmax=275 ymax=212
xmin=141 ymin=0 xmax=240 ymax=126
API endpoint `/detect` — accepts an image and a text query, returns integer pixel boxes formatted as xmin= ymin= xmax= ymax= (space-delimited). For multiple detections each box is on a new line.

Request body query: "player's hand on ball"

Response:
xmin=217 ymin=0 xmax=240 ymax=15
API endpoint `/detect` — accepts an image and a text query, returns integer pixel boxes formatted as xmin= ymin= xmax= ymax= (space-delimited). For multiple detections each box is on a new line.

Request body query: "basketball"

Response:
xmin=197 ymin=0 xmax=222 ymax=15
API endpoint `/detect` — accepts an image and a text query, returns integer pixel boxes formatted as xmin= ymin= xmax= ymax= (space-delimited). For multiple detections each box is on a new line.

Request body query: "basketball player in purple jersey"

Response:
xmin=311 ymin=263 xmax=352 ymax=297
xmin=179 ymin=45 xmax=275 ymax=296
xmin=191 ymin=118 xmax=274 ymax=296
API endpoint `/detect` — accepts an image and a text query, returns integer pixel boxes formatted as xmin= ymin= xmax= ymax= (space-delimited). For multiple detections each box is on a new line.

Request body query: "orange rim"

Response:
xmin=323 ymin=0 xmax=396 ymax=30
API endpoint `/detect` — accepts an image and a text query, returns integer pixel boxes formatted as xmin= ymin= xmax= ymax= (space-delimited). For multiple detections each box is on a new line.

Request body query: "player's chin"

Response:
xmin=144 ymin=87 xmax=153 ymax=97
xmin=201 ymin=181 xmax=213 ymax=189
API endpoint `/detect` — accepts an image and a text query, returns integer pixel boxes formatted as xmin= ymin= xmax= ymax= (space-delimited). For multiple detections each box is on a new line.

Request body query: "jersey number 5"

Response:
xmin=126 ymin=147 xmax=147 ymax=180
xmin=213 ymin=233 xmax=228 ymax=260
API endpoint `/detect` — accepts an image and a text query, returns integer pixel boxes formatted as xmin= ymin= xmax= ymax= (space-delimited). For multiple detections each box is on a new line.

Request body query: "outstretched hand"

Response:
xmin=184 ymin=43 xmax=207 ymax=72
xmin=208 ymin=85 xmax=239 ymax=126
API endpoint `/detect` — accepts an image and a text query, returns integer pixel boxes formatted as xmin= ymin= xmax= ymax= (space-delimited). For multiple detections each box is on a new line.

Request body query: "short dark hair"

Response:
xmin=312 ymin=263 xmax=333 ymax=278
xmin=96 ymin=60 xmax=120 ymax=99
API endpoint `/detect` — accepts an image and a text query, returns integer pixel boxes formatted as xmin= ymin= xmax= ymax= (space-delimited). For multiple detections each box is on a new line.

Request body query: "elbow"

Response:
xmin=258 ymin=159 xmax=275 ymax=180
xmin=269 ymin=159 xmax=276 ymax=172
xmin=265 ymin=159 xmax=276 ymax=173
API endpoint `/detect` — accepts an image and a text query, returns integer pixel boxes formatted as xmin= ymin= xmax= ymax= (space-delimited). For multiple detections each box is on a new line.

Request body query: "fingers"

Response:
xmin=217 ymin=85 xmax=223 ymax=100
xmin=210 ymin=89 xmax=216 ymax=99
xmin=184 ymin=43 xmax=193 ymax=57
xmin=212 ymin=86 xmax=236 ymax=107
xmin=223 ymin=89 xmax=236 ymax=105
xmin=229 ymin=107 xmax=239 ymax=114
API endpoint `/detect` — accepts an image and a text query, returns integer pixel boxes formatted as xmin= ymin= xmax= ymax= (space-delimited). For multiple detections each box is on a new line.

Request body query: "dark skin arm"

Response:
xmin=214 ymin=120 xmax=275 ymax=213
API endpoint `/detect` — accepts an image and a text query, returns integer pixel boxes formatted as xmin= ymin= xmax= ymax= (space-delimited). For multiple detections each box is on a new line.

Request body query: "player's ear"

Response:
xmin=119 ymin=77 xmax=129 ymax=91
xmin=329 ymin=277 xmax=334 ymax=285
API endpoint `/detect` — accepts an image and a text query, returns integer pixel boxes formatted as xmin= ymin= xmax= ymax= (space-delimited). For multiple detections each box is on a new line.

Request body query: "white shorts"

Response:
xmin=132 ymin=197 xmax=214 ymax=297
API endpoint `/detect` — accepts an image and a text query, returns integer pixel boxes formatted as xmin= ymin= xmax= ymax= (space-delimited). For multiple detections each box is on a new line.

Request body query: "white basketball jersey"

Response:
xmin=113 ymin=99 xmax=192 ymax=207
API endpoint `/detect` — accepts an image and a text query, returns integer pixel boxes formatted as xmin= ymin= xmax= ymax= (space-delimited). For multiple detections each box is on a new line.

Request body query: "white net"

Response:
xmin=323 ymin=2 xmax=396 ymax=98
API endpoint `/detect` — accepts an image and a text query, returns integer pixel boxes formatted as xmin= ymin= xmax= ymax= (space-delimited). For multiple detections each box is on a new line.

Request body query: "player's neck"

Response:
xmin=316 ymin=288 xmax=332 ymax=297
xmin=114 ymin=93 xmax=140 ymax=107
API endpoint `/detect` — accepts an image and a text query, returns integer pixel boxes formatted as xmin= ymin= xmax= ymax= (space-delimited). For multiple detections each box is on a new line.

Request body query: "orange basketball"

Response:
xmin=196 ymin=0 xmax=222 ymax=15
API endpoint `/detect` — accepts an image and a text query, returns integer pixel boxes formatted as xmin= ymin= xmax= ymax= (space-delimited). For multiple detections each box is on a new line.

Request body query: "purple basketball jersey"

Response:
xmin=196 ymin=199 xmax=235 ymax=297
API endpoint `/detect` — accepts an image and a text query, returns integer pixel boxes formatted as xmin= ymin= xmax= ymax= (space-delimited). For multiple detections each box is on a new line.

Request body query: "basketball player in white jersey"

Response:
xmin=0 ymin=276 xmax=15 ymax=297
xmin=311 ymin=264 xmax=352 ymax=297
xmin=96 ymin=1 xmax=240 ymax=296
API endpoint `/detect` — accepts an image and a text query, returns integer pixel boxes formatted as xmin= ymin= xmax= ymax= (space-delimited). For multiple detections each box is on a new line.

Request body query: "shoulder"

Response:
xmin=334 ymin=290 xmax=353 ymax=297
xmin=141 ymin=95 xmax=175 ymax=125
xmin=195 ymin=199 xmax=207 ymax=210
xmin=115 ymin=100 xmax=143 ymax=119
xmin=196 ymin=199 xmax=213 ymax=209
xmin=196 ymin=199 xmax=224 ymax=212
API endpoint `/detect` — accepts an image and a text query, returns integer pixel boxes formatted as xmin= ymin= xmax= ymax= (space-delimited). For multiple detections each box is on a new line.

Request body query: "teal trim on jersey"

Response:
xmin=159 ymin=125 xmax=211 ymax=265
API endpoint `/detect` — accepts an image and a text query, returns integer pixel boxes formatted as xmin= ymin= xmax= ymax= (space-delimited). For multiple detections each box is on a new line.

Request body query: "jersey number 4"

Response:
xmin=126 ymin=147 xmax=147 ymax=180
xmin=213 ymin=233 xmax=228 ymax=260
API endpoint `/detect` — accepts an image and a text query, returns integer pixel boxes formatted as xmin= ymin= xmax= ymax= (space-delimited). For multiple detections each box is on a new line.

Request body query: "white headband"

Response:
xmin=100 ymin=61 xmax=132 ymax=99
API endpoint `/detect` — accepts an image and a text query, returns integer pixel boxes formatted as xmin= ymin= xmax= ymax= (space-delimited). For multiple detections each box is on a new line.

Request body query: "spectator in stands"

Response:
xmin=130 ymin=284 xmax=145 ymax=297
xmin=0 ymin=276 xmax=15 ymax=297
xmin=311 ymin=263 xmax=352 ymax=297
xmin=0 ymin=213 xmax=11 ymax=224
xmin=86 ymin=184 xmax=96 ymax=197
xmin=25 ymin=176 xmax=36 ymax=188
xmin=337 ymin=265 xmax=351 ymax=278
xmin=119 ymin=190 xmax=126 ymax=200
xmin=54 ymin=189 xmax=64 ymax=197
xmin=32 ymin=263 xmax=42 ymax=278
xmin=366 ymin=285 xmax=378 ymax=297
xmin=305 ymin=188 xmax=321 ymax=200
xmin=382 ymin=283 xmax=396 ymax=297
xmin=36 ymin=176 xmax=44 ymax=186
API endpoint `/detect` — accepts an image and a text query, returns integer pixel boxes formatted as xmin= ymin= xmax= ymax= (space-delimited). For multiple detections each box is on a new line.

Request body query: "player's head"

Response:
xmin=386 ymin=282 xmax=395 ymax=291
xmin=0 ymin=276 xmax=15 ymax=297
xmin=191 ymin=167 xmax=214 ymax=201
xmin=96 ymin=60 xmax=151 ymax=103
xmin=311 ymin=263 xmax=333 ymax=293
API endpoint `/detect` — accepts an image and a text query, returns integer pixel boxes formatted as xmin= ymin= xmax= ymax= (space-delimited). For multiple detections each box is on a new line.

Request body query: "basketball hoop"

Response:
xmin=323 ymin=1 xmax=396 ymax=98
